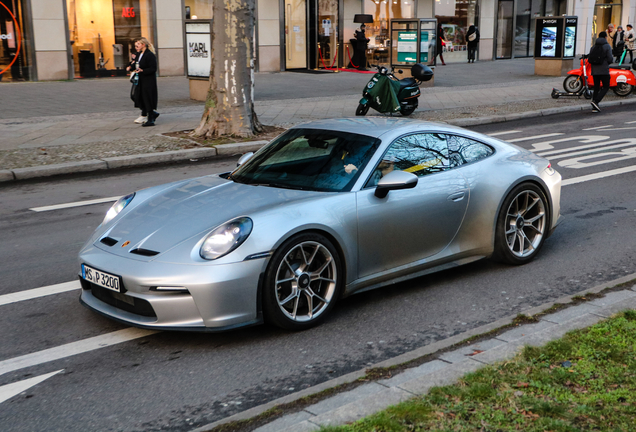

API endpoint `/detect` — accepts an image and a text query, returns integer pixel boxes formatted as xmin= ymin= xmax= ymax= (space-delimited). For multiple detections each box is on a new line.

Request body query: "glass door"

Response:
xmin=496 ymin=0 xmax=513 ymax=59
xmin=316 ymin=0 xmax=338 ymax=69
xmin=285 ymin=0 xmax=307 ymax=69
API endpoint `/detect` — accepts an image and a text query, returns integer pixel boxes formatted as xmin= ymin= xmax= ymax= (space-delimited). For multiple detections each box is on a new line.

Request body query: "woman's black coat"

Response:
xmin=466 ymin=26 xmax=480 ymax=48
xmin=133 ymin=49 xmax=158 ymax=113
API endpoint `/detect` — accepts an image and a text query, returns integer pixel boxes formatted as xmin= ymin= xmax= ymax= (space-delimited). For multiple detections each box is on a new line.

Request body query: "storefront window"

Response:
xmin=364 ymin=0 xmax=415 ymax=64
xmin=185 ymin=0 xmax=212 ymax=20
xmin=435 ymin=0 xmax=480 ymax=63
xmin=0 ymin=0 xmax=30 ymax=81
xmin=67 ymin=0 xmax=154 ymax=78
xmin=593 ymin=0 xmax=622 ymax=43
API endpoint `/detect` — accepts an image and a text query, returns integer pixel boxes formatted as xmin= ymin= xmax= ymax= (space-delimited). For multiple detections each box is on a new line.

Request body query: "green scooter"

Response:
xmin=355 ymin=63 xmax=433 ymax=117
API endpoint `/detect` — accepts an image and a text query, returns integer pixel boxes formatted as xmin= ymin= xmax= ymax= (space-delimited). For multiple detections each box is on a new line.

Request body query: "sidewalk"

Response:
xmin=1 ymin=58 xmax=635 ymax=181
xmin=192 ymin=275 xmax=636 ymax=432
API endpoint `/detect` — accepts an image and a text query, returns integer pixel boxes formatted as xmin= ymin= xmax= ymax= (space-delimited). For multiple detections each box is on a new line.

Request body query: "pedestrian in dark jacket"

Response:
xmin=613 ymin=25 xmax=626 ymax=62
xmin=436 ymin=23 xmax=446 ymax=65
xmin=466 ymin=25 xmax=480 ymax=63
xmin=132 ymin=37 xmax=159 ymax=127
xmin=589 ymin=32 xmax=614 ymax=112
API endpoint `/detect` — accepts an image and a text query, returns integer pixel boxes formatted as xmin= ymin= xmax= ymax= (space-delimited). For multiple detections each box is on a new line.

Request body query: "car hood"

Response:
xmin=97 ymin=175 xmax=321 ymax=259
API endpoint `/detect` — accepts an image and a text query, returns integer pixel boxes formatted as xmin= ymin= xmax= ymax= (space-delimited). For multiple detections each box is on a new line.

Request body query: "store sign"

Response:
xmin=186 ymin=22 xmax=212 ymax=78
xmin=122 ymin=7 xmax=135 ymax=18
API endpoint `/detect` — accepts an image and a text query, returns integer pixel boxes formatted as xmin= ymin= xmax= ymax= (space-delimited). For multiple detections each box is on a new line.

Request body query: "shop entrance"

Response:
xmin=0 ymin=0 xmax=29 ymax=82
xmin=284 ymin=0 xmax=339 ymax=71
xmin=66 ymin=0 xmax=154 ymax=78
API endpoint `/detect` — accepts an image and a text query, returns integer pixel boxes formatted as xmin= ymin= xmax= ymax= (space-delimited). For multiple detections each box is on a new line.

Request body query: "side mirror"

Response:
xmin=237 ymin=152 xmax=254 ymax=167
xmin=374 ymin=171 xmax=418 ymax=198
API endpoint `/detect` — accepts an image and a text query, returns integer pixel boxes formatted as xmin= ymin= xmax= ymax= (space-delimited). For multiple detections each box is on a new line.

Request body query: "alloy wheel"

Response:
xmin=274 ymin=241 xmax=337 ymax=322
xmin=504 ymin=190 xmax=546 ymax=258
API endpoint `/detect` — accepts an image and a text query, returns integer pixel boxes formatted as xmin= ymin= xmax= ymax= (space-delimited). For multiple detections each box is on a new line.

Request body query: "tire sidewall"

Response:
xmin=493 ymin=182 xmax=549 ymax=265
xmin=262 ymin=232 xmax=344 ymax=330
xmin=563 ymin=75 xmax=582 ymax=93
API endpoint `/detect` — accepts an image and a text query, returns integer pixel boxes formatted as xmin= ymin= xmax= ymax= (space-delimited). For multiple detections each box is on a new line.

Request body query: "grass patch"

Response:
xmin=323 ymin=311 xmax=636 ymax=431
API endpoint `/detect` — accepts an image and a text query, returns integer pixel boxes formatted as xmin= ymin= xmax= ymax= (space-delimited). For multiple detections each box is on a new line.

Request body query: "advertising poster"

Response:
xmin=397 ymin=31 xmax=417 ymax=63
xmin=564 ymin=26 xmax=575 ymax=57
xmin=420 ymin=31 xmax=429 ymax=62
xmin=540 ymin=27 xmax=556 ymax=57
xmin=186 ymin=22 xmax=211 ymax=78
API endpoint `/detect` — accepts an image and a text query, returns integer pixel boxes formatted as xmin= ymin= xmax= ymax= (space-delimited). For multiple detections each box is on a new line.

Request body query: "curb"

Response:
xmin=190 ymin=272 xmax=636 ymax=432
xmin=2 ymin=98 xmax=636 ymax=183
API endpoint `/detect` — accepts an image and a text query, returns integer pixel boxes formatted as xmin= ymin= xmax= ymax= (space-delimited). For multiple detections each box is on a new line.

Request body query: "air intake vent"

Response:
xmin=100 ymin=237 xmax=118 ymax=246
xmin=130 ymin=248 xmax=160 ymax=257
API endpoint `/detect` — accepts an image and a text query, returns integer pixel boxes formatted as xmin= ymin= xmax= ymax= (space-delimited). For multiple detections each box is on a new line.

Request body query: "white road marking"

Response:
xmin=0 ymin=328 xmax=158 ymax=376
xmin=582 ymin=125 xmax=612 ymax=130
xmin=487 ymin=130 xmax=522 ymax=137
xmin=30 ymin=196 xmax=120 ymax=212
xmin=0 ymin=281 xmax=80 ymax=307
xmin=601 ymin=127 xmax=636 ymax=132
xmin=562 ymin=165 xmax=636 ymax=185
xmin=0 ymin=370 xmax=63 ymax=404
xmin=507 ymin=133 xmax=563 ymax=143
xmin=530 ymin=136 xmax=608 ymax=152
xmin=559 ymin=148 xmax=636 ymax=169
xmin=625 ymin=120 xmax=636 ymax=124
xmin=539 ymin=139 xmax=636 ymax=159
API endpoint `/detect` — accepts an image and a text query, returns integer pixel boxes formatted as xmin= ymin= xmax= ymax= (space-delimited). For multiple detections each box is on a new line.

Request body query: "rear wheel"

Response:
xmin=400 ymin=105 xmax=417 ymax=116
xmin=612 ymin=82 xmax=633 ymax=96
xmin=492 ymin=183 xmax=549 ymax=265
xmin=263 ymin=233 xmax=343 ymax=330
xmin=563 ymin=75 xmax=583 ymax=93
xmin=355 ymin=103 xmax=369 ymax=116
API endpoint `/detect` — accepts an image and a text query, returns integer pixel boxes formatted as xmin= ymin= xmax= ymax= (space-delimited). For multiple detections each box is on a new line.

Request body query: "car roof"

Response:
xmin=290 ymin=118 xmax=469 ymax=139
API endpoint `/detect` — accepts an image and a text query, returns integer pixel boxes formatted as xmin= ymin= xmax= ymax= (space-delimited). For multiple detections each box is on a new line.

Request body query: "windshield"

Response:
xmin=230 ymin=128 xmax=381 ymax=192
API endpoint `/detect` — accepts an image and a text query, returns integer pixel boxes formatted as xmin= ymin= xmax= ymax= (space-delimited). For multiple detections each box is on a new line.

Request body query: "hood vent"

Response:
xmin=100 ymin=237 xmax=118 ymax=247
xmin=130 ymin=248 xmax=160 ymax=257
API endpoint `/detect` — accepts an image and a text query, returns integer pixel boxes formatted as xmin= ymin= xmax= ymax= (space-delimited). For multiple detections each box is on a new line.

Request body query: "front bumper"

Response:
xmin=78 ymin=246 xmax=268 ymax=330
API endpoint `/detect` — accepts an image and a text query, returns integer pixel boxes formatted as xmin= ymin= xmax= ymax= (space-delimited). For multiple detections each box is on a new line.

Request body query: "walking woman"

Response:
xmin=466 ymin=25 xmax=480 ymax=63
xmin=436 ymin=23 xmax=446 ymax=65
xmin=132 ymin=37 xmax=159 ymax=127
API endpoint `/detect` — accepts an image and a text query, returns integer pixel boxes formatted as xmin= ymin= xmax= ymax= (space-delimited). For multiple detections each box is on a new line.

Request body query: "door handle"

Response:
xmin=448 ymin=191 xmax=465 ymax=202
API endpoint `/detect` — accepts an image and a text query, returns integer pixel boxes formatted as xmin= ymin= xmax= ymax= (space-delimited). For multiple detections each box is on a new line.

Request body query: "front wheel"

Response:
xmin=355 ymin=103 xmax=369 ymax=116
xmin=583 ymin=88 xmax=593 ymax=99
xmin=400 ymin=105 xmax=417 ymax=116
xmin=563 ymin=75 xmax=583 ymax=93
xmin=612 ymin=82 xmax=633 ymax=96
xmin=262 ymin=233 xmax=343 ymax=330
xmin=492 ymin=183 xmax=549 ymax=265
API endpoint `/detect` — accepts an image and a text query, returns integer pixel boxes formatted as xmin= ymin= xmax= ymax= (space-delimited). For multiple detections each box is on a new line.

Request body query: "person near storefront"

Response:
xmin=436 ymin=23 xmax=446 ymax=66
xmin=131 ymin=37 xmax=159 ymax=127
xmin=466 ymin=25 xmax=480 ymax=63
xmin=624 ymin=24 xmax=634 ymax=63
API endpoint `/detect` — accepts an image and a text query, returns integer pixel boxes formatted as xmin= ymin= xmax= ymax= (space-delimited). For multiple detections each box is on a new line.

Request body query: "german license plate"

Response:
xmin=82 ymin=264 xmax=121 ymax=293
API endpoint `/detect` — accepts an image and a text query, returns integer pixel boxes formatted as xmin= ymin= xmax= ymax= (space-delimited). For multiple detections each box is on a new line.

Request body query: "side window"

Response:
xmin=366 ymin=133 xmax=450 ymax=187
xmin=446 ymin=135 xmax=494 ymax=165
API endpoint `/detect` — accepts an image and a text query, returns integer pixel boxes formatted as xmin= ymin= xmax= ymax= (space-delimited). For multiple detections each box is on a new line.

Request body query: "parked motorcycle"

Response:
xmin=559 ymin=53 xmax=636 ymax=97
xmin=356 ymin=63 xmax=433 ymax=117
xmin=550 ymin=55 xmax=593 ymax=99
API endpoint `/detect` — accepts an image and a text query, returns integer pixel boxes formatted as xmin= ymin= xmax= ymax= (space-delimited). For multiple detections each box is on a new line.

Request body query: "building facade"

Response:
xmin=1 ymin=0 xmax=635 ymax=81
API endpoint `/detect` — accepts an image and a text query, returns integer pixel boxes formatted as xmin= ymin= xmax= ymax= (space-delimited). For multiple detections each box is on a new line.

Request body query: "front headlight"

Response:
xmin=103 ymin=193 xmax=135 ymax=225
xmin=200 ymin=217 xmax=253 ymax=260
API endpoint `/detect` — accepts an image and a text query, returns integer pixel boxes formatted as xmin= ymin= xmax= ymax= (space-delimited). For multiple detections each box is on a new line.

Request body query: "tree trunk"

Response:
xmin=192 ymin=0 xmax=262 ymax=138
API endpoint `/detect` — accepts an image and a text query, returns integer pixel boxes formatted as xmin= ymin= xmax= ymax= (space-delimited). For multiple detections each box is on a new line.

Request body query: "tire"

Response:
xmin=492 ymin=183 xmax=549 ymax=265
xmin=612 ymin=82 xmax=633 ymax=96
xmin=563 ymin=75 xmax=583 ymax=93
xmin=583 ymin=88 xmax=593 ymax=99
xmin=355 ymin=103 xmax=369 ymax=116
xmin=400 ymin=105 xmax=417 ymax=116
xmin=262 ymin=233 xmax=343 ymax=330
xmin=551 ymin=89 xmax=560 ymax=99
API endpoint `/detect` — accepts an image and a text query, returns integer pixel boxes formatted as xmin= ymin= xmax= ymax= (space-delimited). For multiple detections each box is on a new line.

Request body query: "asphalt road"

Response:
xmin=1 ymin=107 xmax=635 ymax=431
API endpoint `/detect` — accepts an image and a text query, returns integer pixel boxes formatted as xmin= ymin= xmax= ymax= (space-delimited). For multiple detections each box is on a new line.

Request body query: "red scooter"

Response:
xmin=554 ymin=53 xmax=636 ymax=98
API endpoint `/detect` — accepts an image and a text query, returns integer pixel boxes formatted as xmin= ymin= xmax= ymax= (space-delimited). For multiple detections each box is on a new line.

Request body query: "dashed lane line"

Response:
xmin=486 ymin=130 xmax=522 ymax=137
xmin=30 ymin=196 xmax=120 ymax=212
xmin=507 ymin=133 xmax=563 ymax=143
xmin=0 ymin=281 xmax=80 ymax=307
xmin=0 ymin=328 xmax=159 ymax=377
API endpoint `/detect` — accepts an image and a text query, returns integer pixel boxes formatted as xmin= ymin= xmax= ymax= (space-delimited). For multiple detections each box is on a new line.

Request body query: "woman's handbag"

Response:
xmin=468 ymin=32 xmax=477 ymax=42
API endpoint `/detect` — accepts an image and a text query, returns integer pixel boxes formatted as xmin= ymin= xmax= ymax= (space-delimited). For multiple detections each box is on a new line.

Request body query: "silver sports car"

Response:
xmin=78 ymin=118 xmax=562 ymax=331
